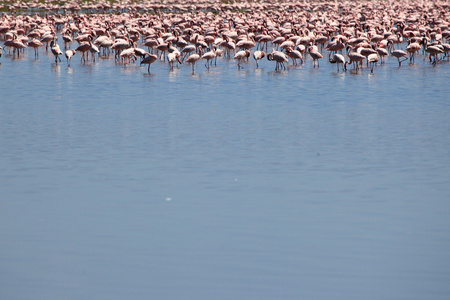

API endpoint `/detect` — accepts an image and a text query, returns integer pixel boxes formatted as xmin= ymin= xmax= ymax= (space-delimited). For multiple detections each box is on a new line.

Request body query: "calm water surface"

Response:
xmin=1 ymin=45 xmax=450 ymax=299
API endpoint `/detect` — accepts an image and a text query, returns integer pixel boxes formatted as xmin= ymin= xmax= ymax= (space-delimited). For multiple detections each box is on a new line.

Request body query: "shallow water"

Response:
xmin=1 ymin=45 xmax=450 ymax=300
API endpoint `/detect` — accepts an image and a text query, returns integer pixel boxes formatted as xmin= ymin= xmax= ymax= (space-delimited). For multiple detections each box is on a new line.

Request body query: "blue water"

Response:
xmin=1 ymin=45 xmax=450 ymax=300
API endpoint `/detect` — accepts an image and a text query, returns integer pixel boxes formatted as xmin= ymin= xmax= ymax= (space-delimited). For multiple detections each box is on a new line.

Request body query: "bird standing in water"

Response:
xmin=50 ymin=37 xmax=63 ymax=63
xmin=185 ymin=52 xmax=201 ymax=74
xmin=309 ymin=47 xmax=323 ymax=67
xmin=367 ymin=53 xmax=380 ymax=73
xmin=234 ymin=50 xmax=250 ymax=69
xmin=65 ymin=49 xmax=76 ymax=66
xmin=330 ymin=53 xmax=345 ymax=72
xmin=253 ymin=50 xmax=265 ymax=68
xmin=267 ymin=49 xmax=288 ymax=70
xmin=140 ymin=53 xmax=158 ymax=73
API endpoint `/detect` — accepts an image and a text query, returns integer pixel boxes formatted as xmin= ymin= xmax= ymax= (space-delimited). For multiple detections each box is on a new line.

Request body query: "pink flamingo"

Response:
xmin=267 ymin=49 xmax=289 ymax=71
xmin=233 ymin=50 xmax=250 ymax=69
xmin=50 ymin=37 xmax=63 ymax=63
xmin=75 ymin=37 xmax=92 ymax=63
xmin=406 ymin=40 xmax=421 ymax=63
xmin=65 ymin=49 xmax=76 ymax=66
xmin=330 ymin=53 xmax=345 ymax=72
xmin=201 ymin=47 xmax=216 ymax=69
xmin=309 ymin=47 xmax=323 ymax=67
xmin=344 ymin=52 xmax=365 ymax=71
xmin=285 ymin=47 xmax=303 ymax=66
xmin=253 ymin=50 xmax=265 ymax=68
xmin=140 ymin=53 xmax=158 ymax=73
xmin=28 ymin=38 xmax=43 ymax=58
xmin=185 ymin=52 xmax=201 ymax=74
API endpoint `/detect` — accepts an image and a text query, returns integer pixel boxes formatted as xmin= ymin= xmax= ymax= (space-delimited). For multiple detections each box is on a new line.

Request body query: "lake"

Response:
xmin=1 ymin=43 xmax=450 ymax=299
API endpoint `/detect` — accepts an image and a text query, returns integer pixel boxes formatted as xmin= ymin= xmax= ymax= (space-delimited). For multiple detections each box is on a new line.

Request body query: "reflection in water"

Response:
xmin=347 ymin=69 xmax=361 ymax=75
xmin=235 ymin=68 xmax=251 ymax=78
xmin=120 ymin=64 xmax=141 ymax=73
xmin=142 ymin=72 xmax=157 ymax=80
xmin=79 ymin=62 xmax=97 ymax=73
xmin=367 ymin=71 xmax=378 ymax=81
xmin=51 ymin=63 xmax=61 ymax=74
xmin=188 ymin=72 xmax=202 ymax=80
xmin=267 ymin=69 xmax=289 ymax=76
xmin=330 ymin=70 xmax=346 ymax=82
xmin=0 ymin=37 xmax=450 ymax=300
xmin=168 ymin=66 xmax=181 ymax=82
xmin=254 ymin=67 xmax=264 ymax=77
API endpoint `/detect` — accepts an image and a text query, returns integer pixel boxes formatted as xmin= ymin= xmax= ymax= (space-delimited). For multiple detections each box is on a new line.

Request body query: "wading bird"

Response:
xmin=140 ymin=53 xmax=158 ymax=73
xmin=65 ymin=49 xmax=76 ymax=66
xmin=50 ymin=37 xmax=63 ymax=63
xmin=253 ymin=50 xmax=265 ymax=68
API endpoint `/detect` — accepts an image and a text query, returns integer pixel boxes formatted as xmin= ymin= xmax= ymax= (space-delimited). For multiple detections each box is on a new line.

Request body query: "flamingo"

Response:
xmin=140 ymin=53 xmax=158 ymax=73
xmin=376 ymin=46 xmax=389 ymax=64
xmin=168 ymin=52 xmax=182 ymax=70
xmin=10 ymin=34 xmax=27 ymax=58
xmin=120 ymin=48 xmax=137 ymax=65
xmin=257 ymin=32 xmax=272 ymax=51
xmin=344 ymin=52 xmax=365 ymax=71
xmin=295 ymin=44 xmax=307 ymax=59
xmin=267 ymin=50 xmax=288 ymax=71
xmin=133 ymin=42 xmax=149 ymax=62
xmin=253 ymin=50 xmax=265 ymax=68
xmin=280 ymin=40 xmax=295 ymax=51
xmin=75 ymin=38 xmax=92 ymax=63
xmin=62 ymin=30 xmax=73 ymax=49
xmin=224 ymin=36 xmax=236 ymax=58
xmin=359 ymin=46 xmax=378 ymax=67
xmin=272 ymin=36 xmax=285 ymax=50
xmin=234 ymin=50 xmax=250 ymax=69
xmin=41 ymin=33 xmax=55 ymax=52
xmin=406 ymin=40 xmax=422 ymax=63
xmin=99 ymin=38 xmax=114 ymax=56
xmin=325 ymin=37 xmax=345 ymax=57
xmin=181 ymin=44 xmax=196 ymax=62
xmin=309 ymin=47 xmax=323 ymax=67
xmin=176 ymin=37 xmax=189 ymax=50
xmin=236 ymin=38 xmax=255 ymax=52
xmin=390 ymin=48 xmax=408 ymax=66
xmin=143 ymin=38 xmax=158 ymax=54
xmin=185 ymin=53 xmax=201 ymax=74
xmin=367 ymin=53 xmax=380 ymax=73
xmin=388 ymin=41 xmax=407 ymax=66
xmin=111 ymin=38 xmax=132 ymax=59
xmin=89 ymin=43 xmax=100 ymax=62
xmin=3 ymin=39 xmax=13 ymax=54
xmin=50 ymin=37 xmax=63 ymax=63
xmin=214 ymin=47 xmax=223 ymax=66
xmin=330 ymin=53 xmax=345 ymax=72
xmin=28 ymin=38 xmax=43 ymax=59
xmin=285 ymin=47 xmax=303 ymax=66
xmin=441 ymin=43 xmax=450 ymax=60
xmin=315 ymin=35 xmax=329 ymax=50
xmin=155 ymin=41 xmax=170 ymax=61
xmin=65 ymin=49 xmax=76 ymax=66
xmin=421 ymin=38 xmax=444 ymax=65
xmin=201 ymin=47 xmax=216 ymax=69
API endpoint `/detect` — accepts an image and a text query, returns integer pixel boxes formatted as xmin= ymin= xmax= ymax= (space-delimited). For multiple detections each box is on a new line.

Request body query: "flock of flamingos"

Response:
xmin=0 ymin=0 xmax=449 ymax=74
